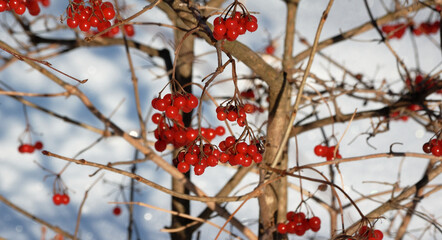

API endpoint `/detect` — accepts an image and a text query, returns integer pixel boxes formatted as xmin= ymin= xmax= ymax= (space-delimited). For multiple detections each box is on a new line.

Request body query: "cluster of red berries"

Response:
xmin=277 ymin=211 xmax=321 ymax=236
xmin=151 ymin=93 xmax=200 ymax=152
xmin=113 ymin=206 xmax=122 ymax=216
xmin=314 ymin=144 xmax=342 ymax=161
xmin=351 ymin=226 xmax=384 ymax=240
xmin=18 ymin=141 xmax=43 ymax=154
xmin=422 ymin=138 xmax=441 ymax=157
xmin=212 ymin=11 xmax=258 ymax=41
xmin=381 ymin=23 xmax=407 ymax=39
xmin=382 ymin=20 xmax=440 ymax=40
xmin=0 ymin=0 xmax=49 ymax=15
xmin=406 ymin=75 xmax=441 ymax=93
xmin=65 ymin=0 xmax=117 ymax=33
xmin=412 ymin=20 xmax=440 ymax=36
xmin=216 ymin=104 xmax=257 ymax=126
xmin=52 ymin=193 xmax=70 ymax=206
xmin=174 ymin=136 xmax=263 ymax=175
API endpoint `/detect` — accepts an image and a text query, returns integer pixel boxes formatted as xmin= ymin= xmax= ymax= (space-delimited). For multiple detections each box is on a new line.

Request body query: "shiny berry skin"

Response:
xmin=14 ymin=3 xmax=26 ymax=15
xmin=227 ymin=111 xmax=238 ymax=121
xmin=431 ymin=145 xmax=441 ymax=156
xmin=154 ymin=140 xmax=167 ymax=152
xmin=309 ymin=216 xmax=321 ymax=230
xmin=0 ymin=1 xmax=6 ymax=12
xmin=165 ymin=106 xmax=179 ymax=119
xmin=52 ymin=194 xmax=63 ymax=205
xmin=61 ymin=194 xmax=70 ymax=205
xmin=246 ymin=21 xmax=258 ymax=32
xmin=113 ymin=206 xmax=122 ymax=216
xmin=79 ymin=20 xmax=91 ymax=32
xmin=102 ymin=7 xmax=115 ymax=20
xmin=213 ymin=24 xmax=227 ymax=37
xmin=67 ymin=17 xmax=80 ymax=29
xmin=194 ymin=164 xmax=205 ymax=175
xmin=186 ymin=94 xmax=198 ymax=109
xmin=422 ymin=142 xmax=432 ymax=153
xmin=177 ymin=162 xmax=190 ymax=173
xmin=314 ymin=144 xmax=326 ymax=156
xmin=215 ymin=126 xmax=225 ymax=136
xmin=217 ymin=111 xmax=227 ymax=121
xmin=277 ymin=223 xmax=287 ymax=234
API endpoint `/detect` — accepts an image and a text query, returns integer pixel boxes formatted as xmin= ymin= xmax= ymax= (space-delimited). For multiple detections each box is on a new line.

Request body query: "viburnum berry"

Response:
xmin=309 ymin=216 xmax=321 ymax=232
xmin=277 ymin=223 xmax=287 ymax=234
xmin=177 ymin=161 xmax=190 ymax=173
xmin=61 ymin=194 xmax=70 ymax=205
xmin=52 ymin=194 xmax=63 ymax=205
xmin=14 ymin=3 xmax=26 ymax=15
xmin=18 ymin=144 xmax=35 ymax=154
xmin=34 ymin=141 xmax=43 ymax=150
xmin=113 ymin=206 xmax=122 ymax=216
xmin=0 ymin=1 xmax=7 ymax=12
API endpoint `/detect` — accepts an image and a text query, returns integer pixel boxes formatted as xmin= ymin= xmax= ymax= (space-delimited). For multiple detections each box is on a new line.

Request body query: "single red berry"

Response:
xmin=215 ymin=126 xmax=225 ymax=136
xmin=225 ymin=18 xmax=238 ymax=30
xmin=314 ymin=144 xmax=326 ymax=156
xmin=61 ymin=194 xmax=70 ymax=205
xmin=431 ymin=145 xmax=441 ymax=156
xmin=217 ymin=111 xmax=227 ymax=121
xmin=277 ymin=223 xmax=287 ymax=234
xmin=213 ymin=16 xmax=224 ymax=26
xmin=165 ymin=105 xmax=179 ymax=119
xmin=26 ymin=0 xmax=41 ymax=16
xmin=52 ymin=194 xmax=62 ymax=205
xmin=34 ymin=141 xmax=43 ymax=150
xmin=186 ymin=94 xmax=198 ymax=109
xmin=253 ymin=153 xmax=262 ymax=163
xmin=423 ymin=142 xmax=432 ymax=153
xmin=309 ymin=216 xmax=321 ymax=230
xmin=246 ymin=20 xmax=258 ymax=32
xmin=265 ymin=45 xmax=275 ymax=55
xmin=177 ymin=161 xmax=190 ymax=173
xmin=154 ymin=140 xmax=167 ymax=152
xmin=373 ymin=229 xmax=383 ymax=240
xmin=226 ymin=29 xmax=239 ymax=41
xmin=227 ymin=111 xmax=238 ymax=121
xmin=0 ymin=1 xmax=7 ymax=12
xmin=79 ymin=20 xmax=91 ymax=32
xmin=14 ymin=3 xmax=27 ymax=15
xmin=286 ymin=211 xmax=296 ymax=221
xmin=102 ymin=7 xmax=115 ymax=20
xmin=213 ymin=24 xmax=227 ymax=37
xmin=124 ymin=24 xmax=135 ymax=37
xmin=113 ymin=206 xmax=122 ymax=216
xmin=194 ymin=164 xmax=205 ymax=175
xmin=173 ymin=95 xmax=187 ymax=109
xmin=235 ymin=142 xmax=248 ymax=154
xmin=9 ymin=0 xmax=20 ymax=9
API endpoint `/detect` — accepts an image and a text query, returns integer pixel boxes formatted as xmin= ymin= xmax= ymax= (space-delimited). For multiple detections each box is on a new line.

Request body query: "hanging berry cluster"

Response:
xmin=0 ymin=0 xmax=49 ymax=15
xmin=276 ymin=211 xmax=321 ymax=236
xmin=212 ymin=1 xmax=258 ymax=41
xmin=65 ymin=0 xmax=116 ymax=33
xmin=18 ymin=141 xmax=43 ymax=154
xmin=412 ymin=20 xmax=440 ymax=36
xmin=52 ymin=193 xmax=70 ymax=206
xmin=406 ymin=74 xmax=441 ymax=93
xmin=151 ymin=93 xmax=200 ymax=152
xmin=352 ymin=225 xmax=384 ymax=240
xmin=422 ymin=138 xmax=441 ymax=157
xmin=314 ymin=144 xmax=342 ymax=161
xmin=381 ymin=20 xmax=440 ymax=40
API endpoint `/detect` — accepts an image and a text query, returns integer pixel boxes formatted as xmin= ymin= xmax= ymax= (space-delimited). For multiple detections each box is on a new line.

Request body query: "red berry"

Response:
xmin=52 ymin=194 xmax=62 ymax=205
xmin=314 ymin=144 xmax=326 ymax=156
xmin=26 ymin=0 xmax=41 ymax=16
xmin=154 ymin=140 xmax=167 ymax=152
xmin=14 ymin=3 xmax=26 ymax=15
xmin=34 ymin=141 xmax=43 ymax=150
xmin=265 ymin=45 xmax=275 ymax=55
xmin=0 ymin=1 xmax=7 ymax=12
xmin=217 ymin=111 xmax=227 ymax=121
xmin=102 ymin=7 xmax=115 ymax=20
xmin=165 ymin=106 xmax=179 ymax=119
xmin=213 ymin=24 xmax=227 ymax=37
xmin=194 ymin=164 xmax=205 ymax=175
xmin=9 ymin=0 xmax=20 ymax=9
xmin=61 ymin=194 xmax=70 ymax=205
xmin=423 ymin=142 xmax=432 ymax=153
xmin=177 ymin=161 xmax=190 ymax=173
xmin=246 ymin=20 xmax=258 ymax=32
xmin=225 ymin=18 xmax=238 ymax=30
xmin=253 ymin=153 xmax=262 ymax=163
xmin=173 ymin=95 xmax=187 ymax=109
xmin=213 ymin=16 xmax=224 ymax=26
xmin=235 ymin=142 xmax=248 ymax=154
xmin=431 ymin=145 xmax=441 ymax=156
xmin=227 ymin=111 xmax=238 ymax=121
xmin=113 ymin=206 xmax=122 ymax=216
xmin=186 ymin=94 xmax=198 ymax=109
xmin=215 ymin=126 xmax=225 ymax=136
xmin=124 ymin=24 xmax=135 ymax=37
xmin=226 ymin=29 xmax=239 ymax=41
xmin=309 ymin=216 xmax=321 ymax=230
xmin=277 ymin=223 xmax=287 ymax=234
xmin=79 ymin=20 xmax=91 ymax=32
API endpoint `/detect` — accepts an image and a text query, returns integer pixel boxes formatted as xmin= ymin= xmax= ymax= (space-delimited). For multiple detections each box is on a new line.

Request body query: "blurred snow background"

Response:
xmin=0 ymin=0 xmax=441 ymax=239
